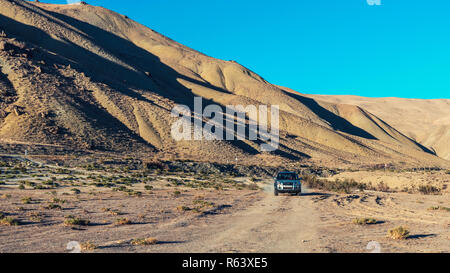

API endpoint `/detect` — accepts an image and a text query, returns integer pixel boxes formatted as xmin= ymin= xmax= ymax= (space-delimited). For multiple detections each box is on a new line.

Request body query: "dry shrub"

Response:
xmin=81 ymin=241 xmax=97 ymax=251
xmin=418 ymin=185 xmax=441 ymax=195
xmin=64 ymin=215 xmax=90 ymax=226
xmin=0 ymin=216 xmax=20 ymax=226
xmin=302 ymin=175 xmax=365 ymax=194
xmin=387 ymin=226 xmax=410 ymax=240
xmin=131 ymin=237 xmax=158 ymax=246
xmin=115 ymin=218 xmax=132 ymax=225
xmin=353 ymin=218 xmax=377 ymax=225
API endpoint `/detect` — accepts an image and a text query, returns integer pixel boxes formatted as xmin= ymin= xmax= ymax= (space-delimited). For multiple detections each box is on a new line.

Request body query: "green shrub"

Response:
xmin=21 ymin=197 xmax=32 ymax=204
xmin=0 ymin=217 xmax=20 ymax=226
xmin=64 ymin=215 xmax=90 ymax=226
xmin=50 ymin=198 xmax=66 ymax=204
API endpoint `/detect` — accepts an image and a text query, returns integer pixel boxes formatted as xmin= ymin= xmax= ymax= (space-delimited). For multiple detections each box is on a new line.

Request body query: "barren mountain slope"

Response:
xmin=0 ymin=0 xmax=447 ymax=168
xmin=304 ymin=94 xmax=450 ymax=160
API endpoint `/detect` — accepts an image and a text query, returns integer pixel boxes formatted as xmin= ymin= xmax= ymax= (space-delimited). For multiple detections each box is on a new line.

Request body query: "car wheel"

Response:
xmin=297 ymin=192 xmax=302 ymax=196
xmin=274 ymin=189 xmax=279 ymax=196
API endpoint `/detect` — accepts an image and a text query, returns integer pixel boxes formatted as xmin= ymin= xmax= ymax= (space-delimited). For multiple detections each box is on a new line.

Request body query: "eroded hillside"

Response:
xmin=0 ymin=0 xmax=447 ymax=168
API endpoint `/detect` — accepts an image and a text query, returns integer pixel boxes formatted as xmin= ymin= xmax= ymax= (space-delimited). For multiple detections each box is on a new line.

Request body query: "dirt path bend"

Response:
xmin=152 ymin=186 xmax=325 ymax=253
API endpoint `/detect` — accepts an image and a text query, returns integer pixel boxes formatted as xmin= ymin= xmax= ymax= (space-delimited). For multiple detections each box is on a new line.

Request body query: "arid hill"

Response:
xmin=0 ymin=0 xmax=448 ymax=168
xmin=303 ymin=94 xmax=450 ymax=161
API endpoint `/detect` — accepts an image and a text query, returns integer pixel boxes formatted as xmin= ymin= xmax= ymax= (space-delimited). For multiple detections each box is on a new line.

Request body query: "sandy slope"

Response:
xmin=305 ymin=94 xmax=450 ymax=160
xmin=0 ymin=0 xmax=448 ymax=168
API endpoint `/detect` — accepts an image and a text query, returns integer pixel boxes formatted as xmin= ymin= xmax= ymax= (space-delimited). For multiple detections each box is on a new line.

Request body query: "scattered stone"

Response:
xmin=12 ymin=105 xmax=22 ymax=116
xmin=0 ymin=41 xmax=6 ymax=51
xmin=0 ymin=109 xmax=8 ymax=118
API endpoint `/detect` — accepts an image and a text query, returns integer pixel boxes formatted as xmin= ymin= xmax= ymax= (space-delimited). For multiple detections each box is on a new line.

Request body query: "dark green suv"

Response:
xmin=274 ymin=171 xmax=302 ymax=196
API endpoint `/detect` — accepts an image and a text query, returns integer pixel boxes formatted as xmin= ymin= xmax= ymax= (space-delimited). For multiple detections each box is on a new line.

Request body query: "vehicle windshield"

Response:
xmin=277 ymin=173 xmax=297 ymax=180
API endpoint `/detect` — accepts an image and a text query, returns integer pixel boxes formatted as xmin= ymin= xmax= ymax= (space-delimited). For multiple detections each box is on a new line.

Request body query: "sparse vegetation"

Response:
xmin=115 ymin=218 xmax=132 ymax=225
xmin=102 ymin=208 xmax=122 ymax=216
xmin=80 ymin=241 xmax=97 ymax=251
xmin=193 ymin=199 xmax=214 ymax=208
xmin=302 ymin=175 xmax=365 ymax=194
xmin=44 ymin=203 xmax=62 ymax=210
xmin=28 ymin=212 xmax=44 ymax=222
xmin=387 ymin=226 xmax=410 ymax=240
xmin=352 ymin=218 xmax=378 ymax=225
xmin=21 ymin=197 xmax=32 ymax=204
xmin=418 ymin=185 xmax=441 ymax=195
xmin=64 ymin=215 xmax=90 ymax=226
xmin=0 ymin=216 xmax=20 ymax=226
xmin=176 ymin=205 xmax=191 ymax=212
xmin=71 ymin=188 xmax=81 ymax=194
xmin=375 ymin=181 xmax=391 ymax=192
xmin=131 ymin=237 xmax=158 ymax=246
xmin=50 ymin=198 xmax=66 ymax=204
xmin=428 ymin=206 xmax=450 ymax=212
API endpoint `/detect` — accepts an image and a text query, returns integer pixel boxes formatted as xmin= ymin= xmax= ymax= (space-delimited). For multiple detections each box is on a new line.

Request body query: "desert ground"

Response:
xmin=1 ymin=155 xmax=448 ymax=253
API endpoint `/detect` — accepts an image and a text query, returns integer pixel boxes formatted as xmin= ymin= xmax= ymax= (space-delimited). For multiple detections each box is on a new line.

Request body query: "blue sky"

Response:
xmin=42 ymin=1 xmax=450 ymax=99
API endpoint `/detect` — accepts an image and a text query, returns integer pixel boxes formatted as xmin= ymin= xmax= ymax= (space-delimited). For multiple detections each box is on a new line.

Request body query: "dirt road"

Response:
xmin=141 ymin=183 xmax=450 ymax=253
xmin=138 ymin=185 xmax=325 ymax=253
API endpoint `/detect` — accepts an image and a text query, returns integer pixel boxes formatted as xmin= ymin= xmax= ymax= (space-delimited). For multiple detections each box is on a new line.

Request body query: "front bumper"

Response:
xmin=276 ymin=189 xmax=301 ymax=193
xmin=275 ymin=183 xmax=302 ymax=192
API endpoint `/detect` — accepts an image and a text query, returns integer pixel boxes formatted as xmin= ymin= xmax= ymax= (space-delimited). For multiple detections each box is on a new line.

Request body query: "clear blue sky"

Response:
xmin=43 ymin=0 xmax=450 ymax=99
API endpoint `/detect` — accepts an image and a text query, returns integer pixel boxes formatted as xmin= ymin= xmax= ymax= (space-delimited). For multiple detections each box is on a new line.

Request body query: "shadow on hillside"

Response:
xmin=0 ymin=4 xmax=309 ymax=159
xmin=284 ymin=90 xmax=436 ymax=155
xmin=364 ymin=115 xmax=436 ymax=155
xmin=283 ymin=91 xmax=377 ymax=140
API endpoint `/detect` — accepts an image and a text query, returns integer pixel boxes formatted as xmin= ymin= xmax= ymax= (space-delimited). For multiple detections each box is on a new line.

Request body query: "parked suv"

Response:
xmin=274 ymin=171 xmax=302 ymax=196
